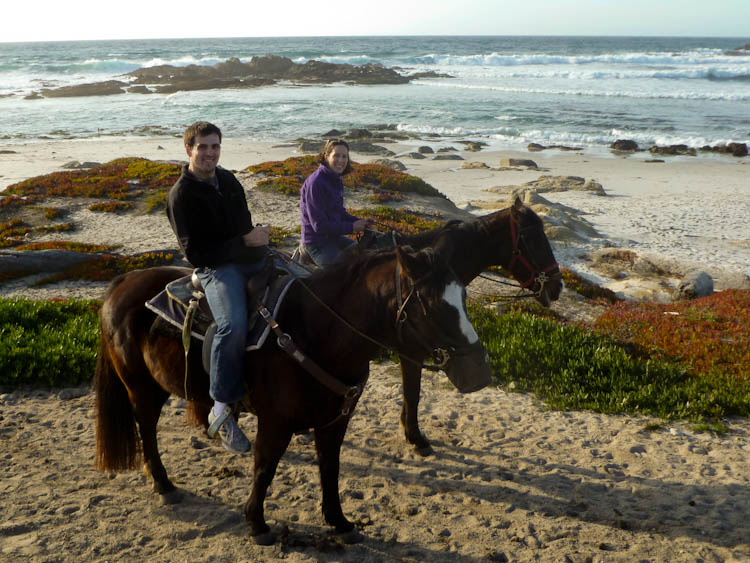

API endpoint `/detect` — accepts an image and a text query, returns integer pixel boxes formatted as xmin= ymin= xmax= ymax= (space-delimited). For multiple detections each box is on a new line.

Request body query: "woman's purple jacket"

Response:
xmin=300 ymin=164 xmax=360 ymax=244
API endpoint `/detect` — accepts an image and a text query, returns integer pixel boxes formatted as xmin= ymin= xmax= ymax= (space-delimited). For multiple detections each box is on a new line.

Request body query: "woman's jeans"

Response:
xmin=304 ymin=236 xmax=357 ymax=267
xmin=195 ymin=260 xmax=266 ymax=404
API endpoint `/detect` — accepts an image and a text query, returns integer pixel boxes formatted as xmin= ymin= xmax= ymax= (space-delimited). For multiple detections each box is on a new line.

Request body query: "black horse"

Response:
xmin=393 ymin=197 xmax=563 ymax=454
xmin=94 ymin=246 xmax=491 ymax=544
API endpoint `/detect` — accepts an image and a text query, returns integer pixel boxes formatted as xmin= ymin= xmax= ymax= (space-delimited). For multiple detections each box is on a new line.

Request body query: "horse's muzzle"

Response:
xmin=535 ymin=271 xmax=563 ymax=307
xmin=443 ymin=341 xmax=493 ymax=393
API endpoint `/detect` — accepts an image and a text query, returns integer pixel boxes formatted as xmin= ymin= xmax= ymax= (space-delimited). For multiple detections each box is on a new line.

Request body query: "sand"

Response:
xmin=1 ymin=137 xmax=750 ymax=561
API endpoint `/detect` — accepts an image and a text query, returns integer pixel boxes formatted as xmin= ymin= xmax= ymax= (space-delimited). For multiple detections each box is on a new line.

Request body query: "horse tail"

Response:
xmin=94 ymin=336 xmax=141 ymax=472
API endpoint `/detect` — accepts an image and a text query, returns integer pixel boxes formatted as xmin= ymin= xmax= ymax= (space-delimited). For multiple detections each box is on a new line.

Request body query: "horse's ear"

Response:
xmin=396 ymin=245 xmax=432 ymax=280
xmin=513 ymin=196 xmax=524 ymax=212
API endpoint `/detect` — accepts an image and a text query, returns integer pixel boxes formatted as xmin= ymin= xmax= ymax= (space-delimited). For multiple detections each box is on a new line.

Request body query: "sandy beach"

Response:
xmin=2 ymin=137 xmax=750 ymax=562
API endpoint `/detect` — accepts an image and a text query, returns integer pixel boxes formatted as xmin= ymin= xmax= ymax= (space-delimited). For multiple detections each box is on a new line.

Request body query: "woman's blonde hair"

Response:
xmin=317 ymin=139 xmax=353 ymax=175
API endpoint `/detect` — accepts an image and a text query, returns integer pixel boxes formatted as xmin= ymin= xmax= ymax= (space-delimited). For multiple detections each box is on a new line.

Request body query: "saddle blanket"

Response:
xmin=145 ymin=273 xmax=296 ymax=352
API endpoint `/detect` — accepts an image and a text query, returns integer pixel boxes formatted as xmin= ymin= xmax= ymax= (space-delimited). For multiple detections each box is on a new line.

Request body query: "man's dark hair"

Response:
xmin=184 ymin=121 xmax=222 ymax=148
xmin=317 ymin=138 xmax=353 ymax=175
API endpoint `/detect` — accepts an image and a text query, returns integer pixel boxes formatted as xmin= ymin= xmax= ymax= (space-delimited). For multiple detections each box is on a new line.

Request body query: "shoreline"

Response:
xmin=2 ymin=135 xmax=749 ymax=300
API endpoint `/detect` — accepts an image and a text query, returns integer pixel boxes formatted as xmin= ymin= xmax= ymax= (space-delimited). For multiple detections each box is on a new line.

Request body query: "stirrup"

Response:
xmin=207 ymin=408 xmax=231 ymax=438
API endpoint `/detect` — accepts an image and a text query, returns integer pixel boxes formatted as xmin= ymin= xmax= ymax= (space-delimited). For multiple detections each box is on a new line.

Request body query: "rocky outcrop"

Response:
xmin=39 ymin=80 xmax=129 ymax=98
xmin=527 ymin=143 xmax=582 ymax=152
xmin=725 ymin=44 xmax=750 ymax=56
xmin=27 ymin=55 xmax=416 ymax=99
xmin=649 ymin=144 xmax=697 ymax=156
xmin=699 ymin=142 xmax=748 ymax=157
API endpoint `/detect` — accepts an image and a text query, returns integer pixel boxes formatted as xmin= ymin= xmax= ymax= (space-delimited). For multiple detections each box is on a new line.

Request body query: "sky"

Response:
xmin=5 ymin=0 xmax=750 ymax=43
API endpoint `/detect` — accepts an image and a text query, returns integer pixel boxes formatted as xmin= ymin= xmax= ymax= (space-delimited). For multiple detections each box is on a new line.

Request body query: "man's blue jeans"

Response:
xmin=195 ymin=259 xmax=266 ymax=404
xmin=304 ymin=236 xmax=357 ymax=267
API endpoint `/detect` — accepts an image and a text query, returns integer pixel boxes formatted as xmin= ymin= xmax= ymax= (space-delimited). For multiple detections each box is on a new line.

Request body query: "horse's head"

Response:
xmin=395 ymin=246 xmax=492 ymax=393
xmin=506 ymin=197 xmax=563 ymax=307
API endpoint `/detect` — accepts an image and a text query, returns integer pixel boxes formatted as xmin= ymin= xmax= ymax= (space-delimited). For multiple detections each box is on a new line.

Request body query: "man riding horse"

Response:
xmin=166 ymin=121 xmax=269 ymax=453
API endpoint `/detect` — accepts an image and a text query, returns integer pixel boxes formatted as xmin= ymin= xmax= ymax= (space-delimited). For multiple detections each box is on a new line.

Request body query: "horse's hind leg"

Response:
xmin=243 ymin=420 xmax=291 ymax=545
xmin=314 ymin=422 xmax=363 ymax=544
xmin=399 ymin=358 xmax=433 ymax=456
xmin=129 ymin=380 xmax=178 ymax=502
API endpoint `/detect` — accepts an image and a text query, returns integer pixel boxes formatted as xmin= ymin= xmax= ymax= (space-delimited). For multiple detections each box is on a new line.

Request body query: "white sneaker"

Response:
xmin=207 ymin=408 xmax=250 ymax=453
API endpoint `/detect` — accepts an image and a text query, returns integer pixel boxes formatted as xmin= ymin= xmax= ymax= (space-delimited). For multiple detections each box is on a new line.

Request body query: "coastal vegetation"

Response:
xmin=247 ymin=155 xmax=443 ymax=198
xmin=2 ymin=288 xmax=748 ymax=428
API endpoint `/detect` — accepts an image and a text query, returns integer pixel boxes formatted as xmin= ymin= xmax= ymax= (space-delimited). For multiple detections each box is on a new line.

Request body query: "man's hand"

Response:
xmin=353 ymin=218 xmax=374 ymax=233
xmin=243 ymin=225 xmax=269 ymax=247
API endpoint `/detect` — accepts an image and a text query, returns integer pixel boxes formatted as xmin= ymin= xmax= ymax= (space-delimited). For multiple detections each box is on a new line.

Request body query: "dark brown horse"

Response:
xmin=94 ymin=246 xmax=491 ymax=544
xmin=393 ymin=197 xmax=563 ymax=455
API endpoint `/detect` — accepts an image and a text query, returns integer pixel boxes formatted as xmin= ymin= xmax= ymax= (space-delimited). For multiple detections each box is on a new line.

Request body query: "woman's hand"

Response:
xmin=353 ymin=218 xmax=374 ymax=233
xmin=243 ymin=225 xmax=270 ymax=247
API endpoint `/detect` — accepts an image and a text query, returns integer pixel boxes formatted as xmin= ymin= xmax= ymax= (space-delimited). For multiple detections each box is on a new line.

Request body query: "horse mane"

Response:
xmin=306 ymin=247 xmax=397 ymax=298
xmin=398 ymin=219 xmax=466 ymax=249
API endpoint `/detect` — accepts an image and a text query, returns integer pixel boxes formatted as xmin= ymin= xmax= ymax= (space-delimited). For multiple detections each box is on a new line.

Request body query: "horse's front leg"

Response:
xmin=243 ymin=420 xmax=291 ymax=545
xmin=399 ymin=357 xmax=433 ymax=456
xmin=314 ymin=420 xmax=363 ymax=544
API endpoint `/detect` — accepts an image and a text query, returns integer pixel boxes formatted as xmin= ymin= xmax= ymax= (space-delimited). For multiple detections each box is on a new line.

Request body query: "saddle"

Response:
xmin=145 ymin=257 xmax=297 ymax=374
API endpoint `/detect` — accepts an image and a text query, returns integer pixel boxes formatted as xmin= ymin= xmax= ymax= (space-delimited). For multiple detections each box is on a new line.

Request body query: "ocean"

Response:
xmin=1 ymin=35 xmax=749 ymax=151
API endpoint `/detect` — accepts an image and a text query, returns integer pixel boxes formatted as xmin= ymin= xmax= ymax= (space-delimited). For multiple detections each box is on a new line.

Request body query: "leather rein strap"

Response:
xmin=255 ymin=300 xmax=363 ymax=429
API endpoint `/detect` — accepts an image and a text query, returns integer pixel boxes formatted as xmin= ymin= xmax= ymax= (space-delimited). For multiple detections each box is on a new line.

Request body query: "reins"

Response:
xmin=274 ymin=249 xmax=449 ymax=373
xmin=259 ymin=249 xmax=451 ymax=429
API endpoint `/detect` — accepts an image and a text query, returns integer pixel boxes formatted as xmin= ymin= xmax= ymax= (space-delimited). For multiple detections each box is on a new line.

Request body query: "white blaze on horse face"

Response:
xmin=442 ymin=281 xmax=479 ymax=344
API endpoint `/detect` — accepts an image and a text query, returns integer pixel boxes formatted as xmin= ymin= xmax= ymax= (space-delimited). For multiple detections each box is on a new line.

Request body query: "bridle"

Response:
xmin=393 ymin=258 xmax=466 ymax=371
xmin=506 ymin=210 xmax=561 ymax=294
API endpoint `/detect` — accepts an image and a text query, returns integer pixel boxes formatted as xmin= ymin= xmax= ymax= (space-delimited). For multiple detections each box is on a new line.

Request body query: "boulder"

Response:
xmin=674 ymin=271 xmax=714 ymax=300
xmin=60 ymin=161 xmax=101 ymax=170
xmin=322 ymin=129 xmax=345 ymax=138
xmin=298 ymin=140 xmax=325 ymax=153
xmin=611 ymin=139 xmax=639 ymax=152
xmin=348 ymin=142 xmax=395 ymax=156
xmin=433 ymin=154 xmax=464 ymax=161
xmin=500 ymin=158 xmax=538 ymax=168
xmin=461 ymin=161 xmax=490 ymax=169
xmin=523 ymin=175 xmax=606 ymax=195
xmin=370 ymin=158 xmax=406 ymax=171
xmin=458 ymin=141 xmax=487 ymax=152
xmin=405 ymin=152 xmax=427 ymax=159
xmin=417 ymin=146 xmax=434 ymax=154
xmin=346 ymin=129 xmax=373 ymax=139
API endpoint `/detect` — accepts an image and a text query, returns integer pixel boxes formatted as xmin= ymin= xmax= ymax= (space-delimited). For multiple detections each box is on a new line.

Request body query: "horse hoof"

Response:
xmin=337 ymin=528 xmax=364 ymax=544
xmin=415 ymin=444 xmax=434 ymax=457
xmin=252 ymin=531 xmax=276 ymax=546
xmin=158 ymin=489 xmax=183 ymax=505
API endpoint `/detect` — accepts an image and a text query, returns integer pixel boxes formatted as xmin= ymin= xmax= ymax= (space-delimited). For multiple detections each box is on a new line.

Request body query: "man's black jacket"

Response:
xmin=166 ymin=165 xmax=266 ymax=268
